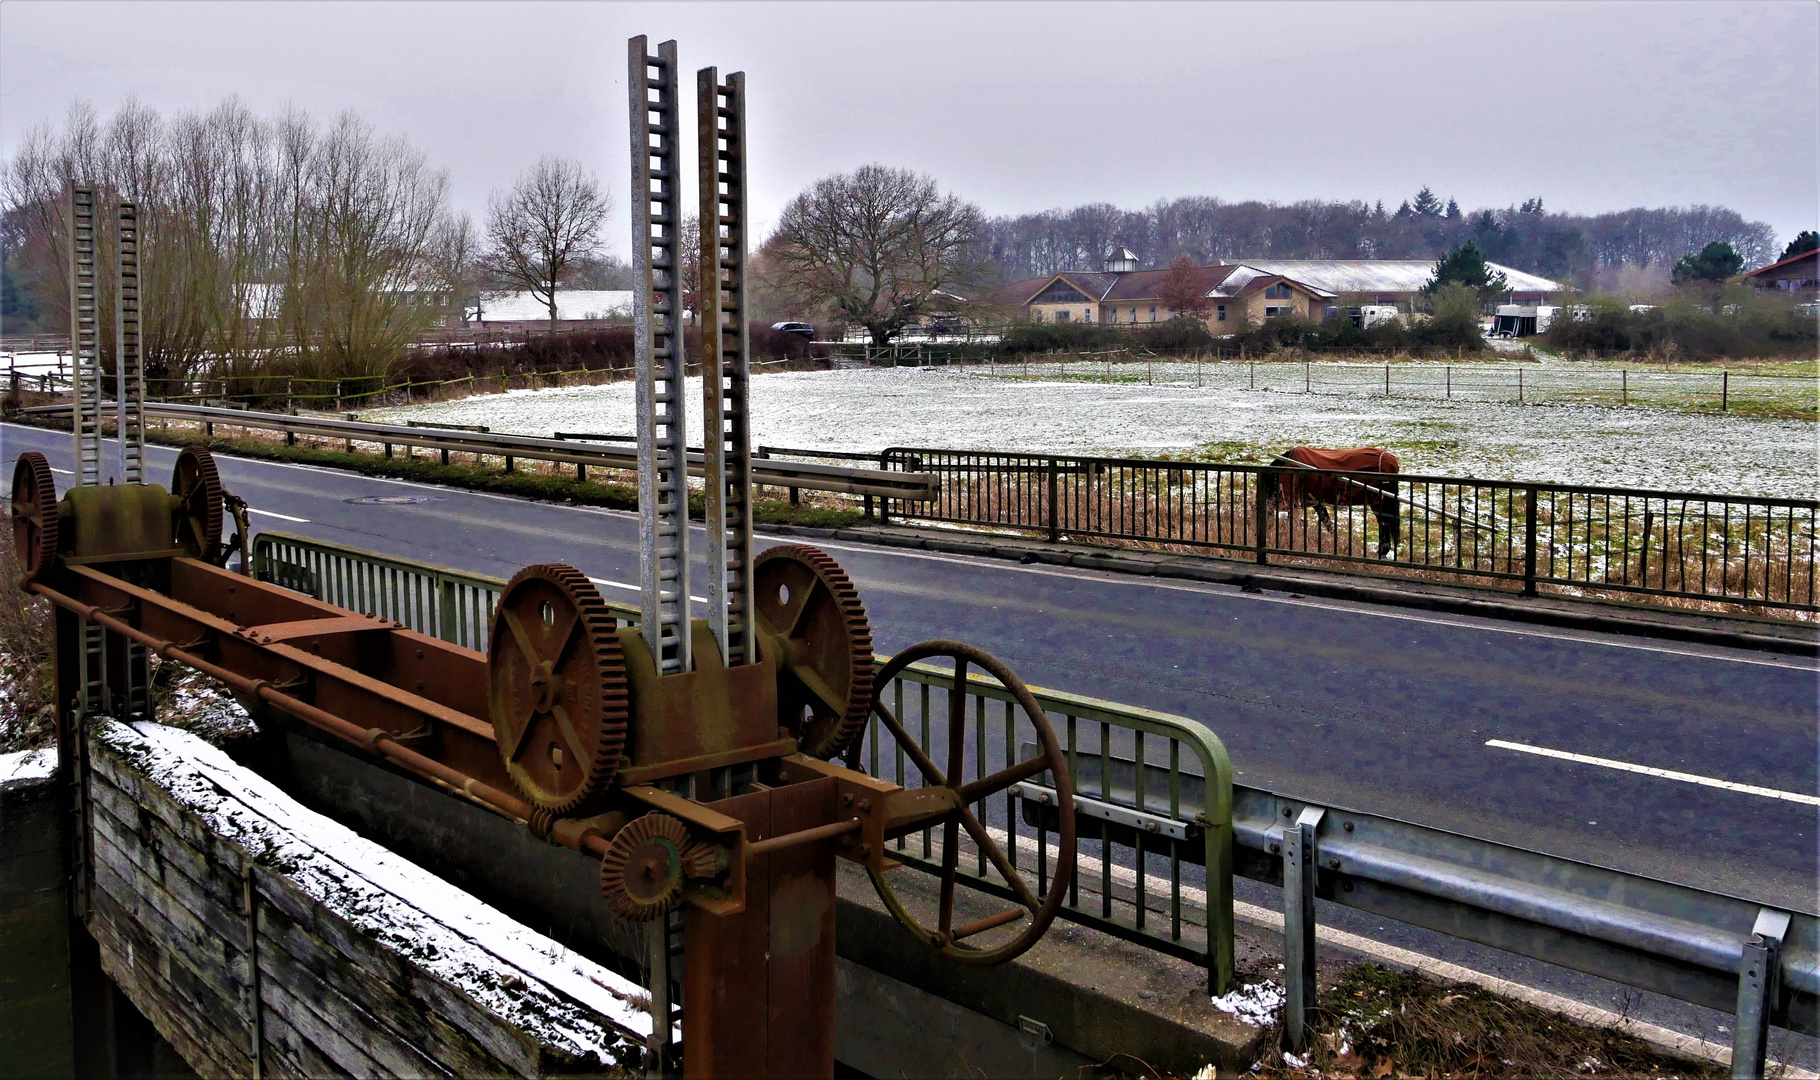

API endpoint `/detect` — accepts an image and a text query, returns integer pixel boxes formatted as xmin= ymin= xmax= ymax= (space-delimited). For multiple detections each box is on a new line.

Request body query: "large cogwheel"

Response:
xmin=752 ymin=545 xmax=874 ymax=760
xmin=599 ymin=813 xmax=691 ymax=922
xmin=171 ymin=445 xmax=224 ymax=561
xmin=10 ymin=452 xmax=59 ymax=585
xmin=487 ymin=564 xmax=629 ymax=815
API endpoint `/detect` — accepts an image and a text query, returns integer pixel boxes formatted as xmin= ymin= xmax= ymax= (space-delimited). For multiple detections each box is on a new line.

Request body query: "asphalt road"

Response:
xmin=7 ymin=423 xmax=1816 ymax=1058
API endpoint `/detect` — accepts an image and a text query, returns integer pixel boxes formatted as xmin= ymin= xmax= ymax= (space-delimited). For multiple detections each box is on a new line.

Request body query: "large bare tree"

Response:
xmin=482 ymin=156 xmax=612 ymax=331
xmin=765 ymin=164 xmax=987 ymax=344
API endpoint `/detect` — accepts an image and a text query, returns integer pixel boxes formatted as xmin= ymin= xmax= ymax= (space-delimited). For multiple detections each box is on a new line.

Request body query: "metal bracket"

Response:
xmin=1282 ymin=805 xmax=1324 ymax=1052
xmin=1016 ymin=1015 xmax=1053 ymax=1048
xmin=1731 ymin=907 xmax=1791 ymax=1080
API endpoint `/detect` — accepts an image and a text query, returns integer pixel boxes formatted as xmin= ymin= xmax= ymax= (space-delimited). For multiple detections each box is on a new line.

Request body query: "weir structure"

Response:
xmin=9 ymin=39 xmax=1095 ymax=1079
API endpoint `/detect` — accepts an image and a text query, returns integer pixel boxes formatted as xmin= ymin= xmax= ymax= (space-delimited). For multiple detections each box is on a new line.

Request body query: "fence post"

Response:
xmin=1622 ymin=368 xmax=1628 ymax=406
xmin=1445 ymin=365 xmax=1451 ymax=398
xmin=1254 ymin=470 xmax=1269 ymax=565
xmin=1722 ymin=370 xmax=1729 ymax=411
xmin=1305 ymin=358 xmax=1311 ymax=393
xmin=437 ymin=577 xmax=458 ymax=644
xmin=1046 ymin=458 xmax=1060 ymax=543
xmin=1249 ymin=360 xmax=1255 ymax=390
xmin=1518 ymin=367 xmax=1524 ymax=404
xmin=1385 ymin=362 xmax=1390 ymax=396
xmin=1522 ymin=485 xmax=1539 ymax=596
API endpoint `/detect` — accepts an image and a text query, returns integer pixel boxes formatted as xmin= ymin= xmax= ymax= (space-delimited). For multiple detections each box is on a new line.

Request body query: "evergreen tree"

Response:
xmin=1412 ymin=186 xmax=1442 ymax=218
xmin=1519 ymin=198 xmax=1545 ymax=215
xmin=1779 ymin=230 xmax=1818 ymax=261
xmin=1372 ymin=199 xmax=1387 ymax=222
xmin=1425 ymin=240 xmax=1508 ymax=295
xmin=1670 ymin=241 xmax=1744 ymax=284
xmin=1444 ymin=197 xmax=1462 ymax=220
xmin=1393 ymin=199 xmax=1413 ymax=220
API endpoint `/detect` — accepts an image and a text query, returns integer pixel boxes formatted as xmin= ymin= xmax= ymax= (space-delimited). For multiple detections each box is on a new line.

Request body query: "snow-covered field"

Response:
xmin=364 ymin=366 xmax=1818 ymax=498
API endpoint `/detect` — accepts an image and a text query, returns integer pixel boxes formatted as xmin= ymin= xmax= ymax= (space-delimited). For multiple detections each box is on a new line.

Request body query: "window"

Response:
xmin=1217 ymin=305 xmax=1227 ymax=322
xmin=1083 ymin=310 xmax=1092 ymax=322
xmin=1056 ymin=309 xmax=1070 ymax=323
xmin=1148 ymin=306 xmax=1156 ymax=322
xmin=1264 ymin=284 xmax=1293 ymax=299
xmin=1265 ymin=305 xmax=1287 ymax=318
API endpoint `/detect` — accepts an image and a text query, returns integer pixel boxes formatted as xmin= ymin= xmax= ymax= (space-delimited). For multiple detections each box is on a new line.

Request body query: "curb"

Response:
xmin=758 ymin=523 xmax=1819 ymax=658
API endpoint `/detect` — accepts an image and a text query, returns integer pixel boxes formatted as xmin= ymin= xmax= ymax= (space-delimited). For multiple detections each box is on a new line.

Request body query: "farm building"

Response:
xmin=1738 ymin=249 xmax=1819 ymax=294
xmin=1000 ymin=262 xmax=1336 ymax=328
xmin=1238 ymin=259 xmax=1563 ymax=307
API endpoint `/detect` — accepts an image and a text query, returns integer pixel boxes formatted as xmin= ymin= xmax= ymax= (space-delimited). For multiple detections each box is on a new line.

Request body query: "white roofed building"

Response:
xmin=1238 ymin=260 xmax=1563 ymax=306
xmin=469 ymin=290 xmax=634 ymax=328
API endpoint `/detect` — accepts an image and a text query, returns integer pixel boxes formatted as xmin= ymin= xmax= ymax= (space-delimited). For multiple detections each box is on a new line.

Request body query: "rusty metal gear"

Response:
xmin=10 ymin=452 xmax=59 ymax=585
xmin=488 ymin=564 xmax=629 ymax=815
xmin=753 ymin=545 xmax=873 ymax=760
xmin=599 ymin=812 xmax=690 ymax=922
xmin=171 ymin=445 xmax=223 ymax=561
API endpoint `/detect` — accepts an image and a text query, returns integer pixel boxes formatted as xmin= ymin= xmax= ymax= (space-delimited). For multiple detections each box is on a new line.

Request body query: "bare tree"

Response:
xmin=482 ymin=156 xmax=612 ymax=331
xmin=1155 ymin=255 xmax=1213 ymax=322
xmin=765 ymin=164 xmax=987 ymax=345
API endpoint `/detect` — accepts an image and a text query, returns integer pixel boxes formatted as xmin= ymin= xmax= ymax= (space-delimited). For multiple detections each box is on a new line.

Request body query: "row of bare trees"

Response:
xmin=2 ymin=99 xmax=470 ymax=386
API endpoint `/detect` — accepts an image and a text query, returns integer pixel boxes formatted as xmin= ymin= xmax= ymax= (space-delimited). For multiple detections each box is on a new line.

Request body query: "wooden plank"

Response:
xmin=88 ymin=791 xmax=254 ymax=952
xmin=255 ymin=975 xmax=392 ymax=1079
xmin=89 ymin=822 xmax=252 ymax=1007
xmin=88 ymin=886 xmax=250 ymax=1079
xmin=254 ymin=900 xmax=502 ymax=1077
xmin=85 ymin=767 xmax=246 ymax=912
xmin=258 ymin=1006 xmax=354 ymax=1080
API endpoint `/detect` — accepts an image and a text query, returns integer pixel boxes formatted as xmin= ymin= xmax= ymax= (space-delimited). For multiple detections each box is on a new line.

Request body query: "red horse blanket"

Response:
xmin=1279 ymin=446 xmax=1399 ymax=505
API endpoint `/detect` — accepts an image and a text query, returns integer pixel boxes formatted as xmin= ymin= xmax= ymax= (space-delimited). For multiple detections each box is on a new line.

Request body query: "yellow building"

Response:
xmin=1002 ymin=257 xmax=1335 ymax=331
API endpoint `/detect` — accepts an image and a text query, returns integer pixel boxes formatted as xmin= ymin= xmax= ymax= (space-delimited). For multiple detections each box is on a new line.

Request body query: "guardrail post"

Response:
xmin=1282 ymin=806 xmax=1324 ymax=1052
xmin=1731 ymin=908 xmax=1790 ymax=1079
xmin=1522 ymin=485 xmax=1539 ymax=596
xmin=1046 ymin=457 xmax=1060 ymax=542
xmin=504 ymin=454 xmax=514 ymax=474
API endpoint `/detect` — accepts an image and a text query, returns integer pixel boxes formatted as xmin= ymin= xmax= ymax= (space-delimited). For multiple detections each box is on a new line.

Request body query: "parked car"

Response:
xmin=770 ymin=321 xmax=816 ymax=340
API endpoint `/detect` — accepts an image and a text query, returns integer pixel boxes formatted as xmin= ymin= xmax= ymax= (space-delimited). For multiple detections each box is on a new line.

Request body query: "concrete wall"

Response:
xmin=0 ymin=751 xmax=73 ymax=1078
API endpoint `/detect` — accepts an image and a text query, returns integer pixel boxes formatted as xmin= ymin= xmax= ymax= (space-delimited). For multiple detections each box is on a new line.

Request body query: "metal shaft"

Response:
xmin=116 ymin=201 xmax=144 ymax=485
xmin=68 ymin=184 xmax=102 ymax=488
xmin=629 ymin=36 xmax=690 ymax=676
xmin=698 ymin=67 xmax=754 ymax=667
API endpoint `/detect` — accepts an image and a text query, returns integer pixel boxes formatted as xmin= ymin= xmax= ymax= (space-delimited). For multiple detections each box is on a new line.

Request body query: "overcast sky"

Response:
xmin=3 ymin=1 xmax=1815 ymax=256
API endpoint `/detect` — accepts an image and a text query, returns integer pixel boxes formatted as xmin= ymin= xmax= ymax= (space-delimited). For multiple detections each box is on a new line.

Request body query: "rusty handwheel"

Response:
xmin=753 ymin=545 xmax=873 ymax=759
xmin=171 ymin=445 xmax=223 ymax=561
xmin=487 ymin=564 xmax=629 ymax=815
xmin=867 ymin=641 xmax=1075 ymax=966
xmin=10 ymin=451 xmax=60 ymax=585
xmin=599 ymin=812 xmax=691 ymax=921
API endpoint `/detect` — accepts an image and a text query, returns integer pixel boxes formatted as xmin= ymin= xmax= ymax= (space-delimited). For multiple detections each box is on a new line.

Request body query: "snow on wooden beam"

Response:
xmin=83 ymin=719 xmax=649 ymax=1078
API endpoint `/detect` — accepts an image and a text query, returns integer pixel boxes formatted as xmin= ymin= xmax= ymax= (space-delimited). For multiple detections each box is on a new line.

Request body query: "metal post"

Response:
xmin=1622 ymin=368 xmax=1628 ymax=405
xmin=1445 ymin=365 xmax=1451 ymax=398
xmin=1518 ymin=367 xmax=1524 ymax=404
xmin=69 ymin=184 xmax=103 ymax=487
xmin=1046 ymin=457 xmax=1060 ymax=542
xmin=699 ymin=64 xmax=755 ymax=667
xmin=1305 ymin=358 xmax=1311 ymax=393
xmin=1722 ymin=370 xmax=1729 ymax=411
xmin=1254 ymin=470 xmax=1269 ymax=565
xmin=645 ymin=919 xmax=675 ymax=1075
xmin=1249 ymin=360 xmax=1255 ymax=390
xmin=1731 ymin=908 xmax=1791 ymax=1080
xmin=630 ymin=36 xmax=691 ymax=676
xmin=1522 ymin=485 xmax=1539 ymax=596
xmin=1384 ymin=362 xmax=1390 ymax=396
xmin=115 ymin=201 xmax=144 ymax=484
xmin=1282 ymin=806 xmax=1324 ymax=1052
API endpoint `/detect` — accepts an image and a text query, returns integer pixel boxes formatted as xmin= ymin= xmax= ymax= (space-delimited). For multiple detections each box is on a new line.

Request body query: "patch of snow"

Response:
xmin=1282 ymin=1050 xmax=1309 ymax=1068
xmin=1211 ymin=979 xmax=1287 ymax=1026
xmin=364 ymin=365 xmax=1818 ymax=499
xmin=95 ymin=719 xmax=652 ymax=1062
xmin=0 ymin=746 xmax=57 ymax=787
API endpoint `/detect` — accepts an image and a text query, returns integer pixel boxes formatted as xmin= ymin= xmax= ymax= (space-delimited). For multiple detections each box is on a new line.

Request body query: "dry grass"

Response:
xmin=1246 ymin=964 xmax=1731 ymax=1080
xmin=0 ymin=544 xmax=55 ymax=753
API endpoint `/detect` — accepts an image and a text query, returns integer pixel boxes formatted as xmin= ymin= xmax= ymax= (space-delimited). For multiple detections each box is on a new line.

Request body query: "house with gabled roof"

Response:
xmin=997 ymin=254 xmax=1336 ymax=330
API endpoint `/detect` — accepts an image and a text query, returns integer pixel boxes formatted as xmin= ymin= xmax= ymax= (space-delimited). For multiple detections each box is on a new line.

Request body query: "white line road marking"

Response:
xmin=247 ymin=508 xmax=310 ymax=523
xmin=1486 ymin=739 xmax=1820 ymax=805
xmin=586 ymin=576 xmax=709 ymax=605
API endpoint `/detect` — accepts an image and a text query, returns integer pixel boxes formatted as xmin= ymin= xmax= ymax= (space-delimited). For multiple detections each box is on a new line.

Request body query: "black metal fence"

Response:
xmin=878 ymin=448 xmax=1819 ymax=613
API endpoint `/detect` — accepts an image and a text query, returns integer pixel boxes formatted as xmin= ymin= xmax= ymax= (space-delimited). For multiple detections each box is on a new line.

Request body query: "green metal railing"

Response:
xmin=247 ymin=530 xmax=1238 ymax=988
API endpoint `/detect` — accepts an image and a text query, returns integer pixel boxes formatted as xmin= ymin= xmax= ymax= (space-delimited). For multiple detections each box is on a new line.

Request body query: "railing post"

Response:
xmin=1255 ymin=469 xmax=1269 ymax=565
xmin=1281 ymin=805 xmax=1324 ymax=1052
xmin=1522 ymin=485 xmax=1539 ymax=596
xmin=1046 ymin=457 xmax=1060 ymax=542
xmin=437 ymin=576 xmax=458 ymax=645
xmin=1731 ymin=908 xmax=1790 ymax=1080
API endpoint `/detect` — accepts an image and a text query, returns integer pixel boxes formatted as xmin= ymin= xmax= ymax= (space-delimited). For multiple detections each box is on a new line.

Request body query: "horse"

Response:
xmin=1259 ymin=446 xmax=1402 ymax=558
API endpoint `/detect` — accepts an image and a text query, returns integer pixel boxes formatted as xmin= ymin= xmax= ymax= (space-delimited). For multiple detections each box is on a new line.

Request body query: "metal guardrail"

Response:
xmin=22 ymin=401 xmax=939 ymax=502
xmin=879 ymin=448 xmax=1820 ymax=614
xmin=251 ymin=530 xmax=1816 ymax=1075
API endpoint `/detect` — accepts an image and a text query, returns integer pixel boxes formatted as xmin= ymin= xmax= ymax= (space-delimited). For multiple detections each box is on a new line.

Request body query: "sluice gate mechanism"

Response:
xmin=14 ymin=39 xmax=1075 ymax=1079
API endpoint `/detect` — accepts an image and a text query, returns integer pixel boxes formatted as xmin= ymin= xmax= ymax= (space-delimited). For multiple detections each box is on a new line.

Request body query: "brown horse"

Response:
xmin=1260 ymin=446 xmax=1402 ymax=557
